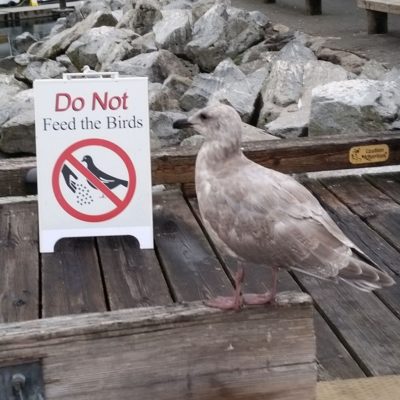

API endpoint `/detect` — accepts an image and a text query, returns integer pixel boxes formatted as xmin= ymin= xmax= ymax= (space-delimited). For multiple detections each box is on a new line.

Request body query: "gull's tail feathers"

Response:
xmin=338 ymin=257 xmax=395 ymax=292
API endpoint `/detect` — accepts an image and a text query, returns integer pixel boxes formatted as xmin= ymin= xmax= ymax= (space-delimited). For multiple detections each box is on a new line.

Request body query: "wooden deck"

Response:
xmin=2 ymin=171 xmax=400 ymax=382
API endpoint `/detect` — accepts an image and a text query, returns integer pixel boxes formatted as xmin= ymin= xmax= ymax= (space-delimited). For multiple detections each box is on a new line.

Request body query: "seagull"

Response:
xmin=173 ymin=104 xmax=395 ymax=310
xmin=81 ymin=155 xmax=128 ymax=190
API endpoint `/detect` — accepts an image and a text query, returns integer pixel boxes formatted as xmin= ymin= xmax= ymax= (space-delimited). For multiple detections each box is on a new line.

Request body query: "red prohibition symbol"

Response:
xmin=52 ymin=138 xmax=136 ymax=222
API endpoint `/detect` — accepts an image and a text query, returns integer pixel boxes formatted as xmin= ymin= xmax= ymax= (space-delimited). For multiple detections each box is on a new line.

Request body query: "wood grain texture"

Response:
xmin=317 ymin=375 xmax=400 ymax=400
xmin=3 ymin=134 xmax=400 ymax=196
xmin=357 ymin=0 xmax=400 ymax=14
xmin=322 ymin=176 xmax=400 ymax=255
xmin=97 ymin=236 xmax=172 ymax=309
xmin=153 ymin=190 xmax=233 ymax=301
xmin=189 ymin=198 xmax=366 ymax=381
xmin=0 ymin=299 xmax=315 ymax=400
xmin=0 ymin=200 xmax=38 ymax=323
xmin=305 ymin=179 xmax=400 ymax=318
xmin=41 ymin=238 xmax=107 ymax=318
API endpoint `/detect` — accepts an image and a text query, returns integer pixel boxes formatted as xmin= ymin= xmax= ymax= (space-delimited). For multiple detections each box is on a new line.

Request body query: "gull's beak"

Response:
xmin=173 ymin=118 xmax=193 ymax=129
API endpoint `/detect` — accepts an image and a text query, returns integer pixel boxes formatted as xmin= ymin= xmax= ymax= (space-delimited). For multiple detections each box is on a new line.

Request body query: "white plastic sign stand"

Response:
xmin=34 ymin=72 xmax=153 ymax=253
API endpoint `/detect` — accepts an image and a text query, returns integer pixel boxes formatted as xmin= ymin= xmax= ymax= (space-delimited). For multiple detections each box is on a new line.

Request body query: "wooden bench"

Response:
xmin=265 ymin=0 xmax=322 ymax=15
xmin=2 ymin=133 xmax=400 ymax=398
xmin=357 ymin=0 xmax=400 ymax=33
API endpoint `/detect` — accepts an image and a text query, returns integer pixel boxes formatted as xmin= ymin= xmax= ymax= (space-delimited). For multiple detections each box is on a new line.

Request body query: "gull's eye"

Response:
xmin=200 ymin=113 xmax=208 ymax=120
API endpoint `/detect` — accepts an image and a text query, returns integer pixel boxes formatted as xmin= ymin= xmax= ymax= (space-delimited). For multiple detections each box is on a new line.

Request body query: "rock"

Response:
xmin=153 ymin=9 xmax=192 ymax=56
xmin=186 ymin=4 xmax=270 ymax=72
xmin=79 ymin=0 xmax=111 ymax=18
xmin=108 ymin=50 xmax=193 ymax=82
xmin=179 ymin=59 xmax=244 ymax=111
xmin=150 ymin=110 xmax=193 ymax=146
xmin=192 ymin=0 xmax=230 ymax=21
xmin=265 ymin=60 xmax=350 ymax=138
xmin=0 ymin=74 xmax=28 ymax=101
xmin=14 ymin=32 xmax=37 ymax=54
xmin=149 ymin=82 xmax=179 ymax=111
xmin=49 ymin=17 xmax=68 ymax=36
xmin=117 ymin=0 xmax=162 ymax=35
xmin=359 ymin=59 xmax=388 ymax=80
xmin=309 ymin=80 xmax=400 ymax=136
xmin=316 ymin=47 xmax=368 ymax=75
xmin=67 ymin=26 xmax=139 ymax=70
xmin=15 ymin=58 xmax=67 ymax=85
xmin=180 ymin=134 xmax=204 ymax=148
xmin=56 ymin=54 xmax=80 ymax=73
xmin=163 ymin=74 xmax=192 ymax=99
xmin=277 ymin=39 xmax=317 ymax=62
xmin=34 ymin=10 xmax=118 ymax=59
xmin=0 ymin=56 xmax=18 ymax=73
xmin=238 ymin=40 xmax=276 ymax=64
xmin=210 ymin=66 xmax=268 ymax=123
xmin=0 ymin=89 xmax=34 ymax=154
xmin=164 ymin=0 xmax=194 ymax=10
xmin=129 ymin=32 xmax=157 ymax=54
xmin=383 ymin=67 xmax=400 ymax=83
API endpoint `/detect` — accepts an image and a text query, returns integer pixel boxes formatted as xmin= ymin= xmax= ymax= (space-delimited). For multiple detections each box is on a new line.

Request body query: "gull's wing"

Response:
xmin=197 ymin=156 xmax=357 ymax=279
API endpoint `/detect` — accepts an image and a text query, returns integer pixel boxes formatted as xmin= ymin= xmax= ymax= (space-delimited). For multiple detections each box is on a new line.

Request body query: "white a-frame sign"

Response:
xmin=34 ymin=72 xmax=153 ymax=253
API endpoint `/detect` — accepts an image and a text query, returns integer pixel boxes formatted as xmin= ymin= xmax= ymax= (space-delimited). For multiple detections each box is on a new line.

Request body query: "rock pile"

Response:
xmin=0 ymin=0 xmax=399 ymax=155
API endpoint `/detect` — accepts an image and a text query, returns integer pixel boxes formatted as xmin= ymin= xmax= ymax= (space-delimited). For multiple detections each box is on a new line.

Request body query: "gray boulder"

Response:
xmin=108 ymin=50 xmax=193 ymax=82
xmin=186 ymin=4 xmax=270 ymax=72
xmin=163 ymin=74 xmax=192 ymax=99
xmin=359 ymin=59 xmax=388 ymax=80
xmin=14 ymin=32 xmax=37 ymax=54
xmin=0 ymin=89 xmax=34 ymax=154
xmin=49 ymin=17 xmax=68 ymax=36
xmin=67 ymin=26 xmax=139 ymax=70
xmin=316 ymin=47 xmax=368 ymax=75
xmin=117 ymin=0 xmax=162 ymax=35
xmin=179 ymin=58 xmax=244 ymax=110
xmin=210 ymin=66 xmax=268 ymax=122
xmin=56 ymin=54 xmax=80 ymax=73
xmin=34 ymin=10 xmax=118 ymax=59
xmin=153 ymin=9 xmax=192 ymax=55
xmin=192 ymin=0 xmax=230 ymax=21
xmin=149 ymin=82 xmax=180 ymax=111
xmin=309 ymin=79 xmax=400 ymax=136
xmin=14 ymin=57 xmax=67 ymax=85
xmin=150 ymin=110 xmax=193 ymax=147
xmin=265 ymin=60 xmax=350 ymax=138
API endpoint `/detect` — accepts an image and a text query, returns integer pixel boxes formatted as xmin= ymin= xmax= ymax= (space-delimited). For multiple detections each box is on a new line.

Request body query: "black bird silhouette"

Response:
xmin=81 ymin=155 xmax=128 ymax=190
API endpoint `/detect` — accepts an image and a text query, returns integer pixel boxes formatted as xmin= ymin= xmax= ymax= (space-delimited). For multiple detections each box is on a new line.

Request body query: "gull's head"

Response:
xmin=173 ymin=104 xmax=242 ymax=145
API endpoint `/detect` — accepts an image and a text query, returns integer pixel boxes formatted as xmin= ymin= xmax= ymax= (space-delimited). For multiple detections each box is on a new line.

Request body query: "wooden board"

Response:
xmin=41 ymin=237 xmax=107 ymax=318
xmin=317 ymin=375 xmax=400 ymax=400
xmin=0 ymin=299 xmax=315 ymax=400
xmin=189 ymin=198 xmax=366 ymax=381
xmin=153 ymin=190 xmax=233 ymax=302
xmin=357 ymin=0 xmax=400 ymax=14
xmin=3 ymin=134 xmax=400 ymax=197
xmin=97 ymin=236 xmax=172 ymax=309
xmin=0 ymin=197 xmax=38 ymax=323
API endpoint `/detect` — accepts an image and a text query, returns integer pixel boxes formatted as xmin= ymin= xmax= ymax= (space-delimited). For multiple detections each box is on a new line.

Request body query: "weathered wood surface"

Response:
xmin=97 ymin=236 xmax=172 ymax=309
xmin=0 ymin=299 xmax=315 ymax=400
xmin=189 ymin=199 xmax=366 ymax=381
xmin=317 ymin=375 xmax=400 ymax=400
xmin=0 ymin=199 xmax=39 ymax=323
xmin=357 ymin=0 xmax=400 ymax=14
xmin=2 ymin=134 xmax=400 ymax=196
xmin=153 ymin=190 xmax=232 ymax=302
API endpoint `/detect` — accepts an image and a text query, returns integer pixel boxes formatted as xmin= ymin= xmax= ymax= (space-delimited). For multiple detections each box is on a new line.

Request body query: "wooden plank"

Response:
xmin=3 ymin=134 xmax=400 ymax=196
xmin=0 ymin=298 xmax=315 ymax=400
xmin=322 ymin=176 xmax=400 ymax=256
xmin=41 ymin=238 xmax=107 ymax=318
xmin=189 ymin=198 xmax=366 ymax=381
xmin=365 ymin=173 xmax=400 ymax=204
xmin=97 ymin=236 xmax=172 ymax=309
xmin=305 ymin=179 xmax=400 ymax=317
xmin=0 ymin=199 xmax=39 ymax=323
xmin=357 ymin=0 xmax=400 ymax=14
xmin=153 ymin=190 xmax=232 ymax=302
xmin=317 ymin=375 xmax=400 ymax=400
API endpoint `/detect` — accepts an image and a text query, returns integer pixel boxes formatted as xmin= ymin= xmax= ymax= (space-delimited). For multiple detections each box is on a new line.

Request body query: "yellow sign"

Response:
xmin=349 ymin=144 xmax=389 ymax=165
xmin=30 ymin=0 xmax=38 ymax=6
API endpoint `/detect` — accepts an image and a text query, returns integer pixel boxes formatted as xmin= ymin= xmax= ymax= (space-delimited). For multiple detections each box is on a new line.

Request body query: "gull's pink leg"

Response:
xmin=242 ymin=267 xmax=279 ymax=305
xmin=205 ymin=268 xmax=244 ymax=311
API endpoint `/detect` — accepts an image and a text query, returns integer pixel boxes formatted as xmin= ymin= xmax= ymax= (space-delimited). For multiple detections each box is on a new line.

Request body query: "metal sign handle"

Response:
xmin=63 ymin=66 xmax=119 ymax=80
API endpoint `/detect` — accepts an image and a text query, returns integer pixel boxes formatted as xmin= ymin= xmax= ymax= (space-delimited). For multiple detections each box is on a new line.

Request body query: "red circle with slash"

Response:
xmin=52 ymin=138 xmax=136 ymax=222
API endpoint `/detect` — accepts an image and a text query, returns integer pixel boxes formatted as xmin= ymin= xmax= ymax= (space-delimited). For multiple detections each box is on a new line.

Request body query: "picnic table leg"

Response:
xmin=367 ymin=10 xmax=388 ymax=34
xmin=306 ymin=0 xmax=322 ymax=15
xmin=265 ymin=0 xmax=276 ymax=3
